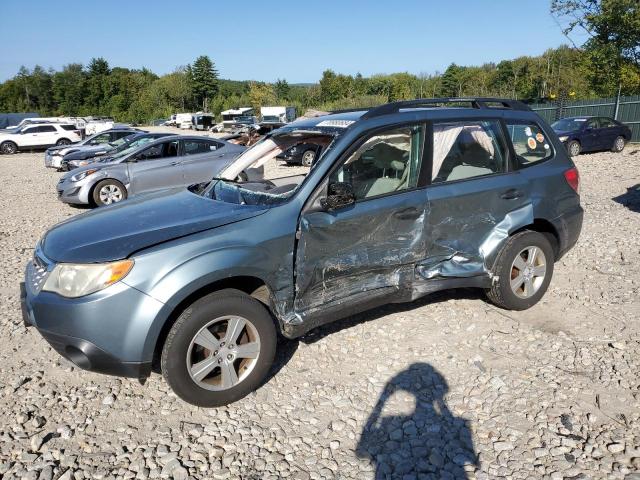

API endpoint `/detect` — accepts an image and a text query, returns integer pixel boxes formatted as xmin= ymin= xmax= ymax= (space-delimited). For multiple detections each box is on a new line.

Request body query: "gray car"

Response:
xmin=57 ymin=135 xmax=246 ymax=206
xmin=22 ymin=97 xmax=583 ymax=407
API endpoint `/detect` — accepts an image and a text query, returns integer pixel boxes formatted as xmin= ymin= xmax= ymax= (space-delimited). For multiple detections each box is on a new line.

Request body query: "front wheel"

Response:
xmin=486 ymin=231 xmax=554 ymax=310
xmin=611 ymin=136 xmax=626 ymax=153
xmin=567 ymin=140 xmax=581 ymax=157
xmin=301 ymin=150 xmax=316 ymax=167
xmin=0 ymin=141 xmax=17 ymax=155
xmin=92 ymin=179 xmax=127 ymax=206
xmin=161 ymin=289 xmax=277 ymax=407
xmin=56 ymin=138 xmax=72 ymax=146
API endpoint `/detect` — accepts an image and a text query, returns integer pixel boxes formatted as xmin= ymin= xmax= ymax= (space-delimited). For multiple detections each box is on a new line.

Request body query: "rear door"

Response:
xmin=180 ymin=138 xmax=227 ymax=184
xmin=127 ymin=139 xmax=184 ymax=193
xmin=424 ymin=119 xmax=530 ymax=279
xmin=597 ymin=117 xmax=619 ymax=149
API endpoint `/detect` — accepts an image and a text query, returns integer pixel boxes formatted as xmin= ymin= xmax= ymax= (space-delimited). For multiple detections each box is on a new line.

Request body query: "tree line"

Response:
xmin=1 ymin=0 xmax=637 ymax=123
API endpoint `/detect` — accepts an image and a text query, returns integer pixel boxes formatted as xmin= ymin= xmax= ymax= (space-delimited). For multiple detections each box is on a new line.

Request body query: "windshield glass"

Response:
xmin=198 ymin=128 xmax=337 ymax=206
xmin=552 ymin=118 xmax=587 ymax=131
xmin=98 ymin=137 xmax=156 ymax=162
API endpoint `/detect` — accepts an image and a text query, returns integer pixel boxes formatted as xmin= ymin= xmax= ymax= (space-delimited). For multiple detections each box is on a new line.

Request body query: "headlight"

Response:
xmin=70 ymin=168 xmax=98 ymax=182
xmin=558 ymin=136 xmax=569 ymax=142
xmin=42 ymin=260 xmax=134 ymax=297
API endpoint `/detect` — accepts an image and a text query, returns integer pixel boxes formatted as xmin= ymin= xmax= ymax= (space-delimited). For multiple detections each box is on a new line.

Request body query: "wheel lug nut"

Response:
xmin=213 ymin=350 xmax=218 ymax=356
xmin=217 ymin=358 xmax=223 ymax=364
xmin=227 ymin=354 xmax=233 ymax=360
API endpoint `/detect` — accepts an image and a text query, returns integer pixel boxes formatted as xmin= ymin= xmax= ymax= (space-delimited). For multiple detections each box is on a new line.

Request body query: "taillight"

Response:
xmin=564 ymin=167 xmax=580 ymax=194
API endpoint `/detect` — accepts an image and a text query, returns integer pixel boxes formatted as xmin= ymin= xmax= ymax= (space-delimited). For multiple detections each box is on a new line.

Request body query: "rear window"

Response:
xmin=183 ymin=139 xmax=220 ymax=155
xmin=60 ymin=124 xmax=77 ymax=131
xmin=505 ymin=122 xmax=552 ymax=167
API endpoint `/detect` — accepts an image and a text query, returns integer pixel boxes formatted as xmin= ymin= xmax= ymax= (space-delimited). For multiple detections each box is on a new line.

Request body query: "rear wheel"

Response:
xmin=56 ymin=138 xmax=72 ymax=146
xmin=486 ymin=231 xmax=554 ymax=310
xmin=567 ymin=140 xmax=581 ymax=157
xmin=611 ymin=136 xmax=626 ymax=153
xmin=92 ymin=179 xmax=127 ymax=206
xmin=0 ymin=141 xmax=17 ymax=155
xmin=161 ymin=289 xmax=277 ymax=407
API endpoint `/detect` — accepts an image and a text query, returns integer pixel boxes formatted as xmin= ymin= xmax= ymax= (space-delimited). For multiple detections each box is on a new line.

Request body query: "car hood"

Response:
xmin=42 ymin=188 xmax=268 ymax=263
xmin=63 ymin=145 xmax=114 ymax=160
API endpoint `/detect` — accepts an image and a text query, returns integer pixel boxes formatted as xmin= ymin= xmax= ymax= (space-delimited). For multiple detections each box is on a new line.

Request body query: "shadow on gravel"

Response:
xmin=356 ymin=363 xmax=477 ymax=479
xmin=612 ymin=183 xmax=640 ymax=213
xmin=301 ymin=288 xmax=484 ymax=344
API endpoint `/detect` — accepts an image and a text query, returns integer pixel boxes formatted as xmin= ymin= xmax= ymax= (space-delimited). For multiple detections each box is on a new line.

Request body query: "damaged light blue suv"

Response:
xmin=22 ymin=98 xmax=583 ymax=407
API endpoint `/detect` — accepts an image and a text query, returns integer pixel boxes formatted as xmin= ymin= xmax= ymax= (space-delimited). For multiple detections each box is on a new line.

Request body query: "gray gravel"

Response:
xmin=0 ymin=143 xmax=639 ymax=480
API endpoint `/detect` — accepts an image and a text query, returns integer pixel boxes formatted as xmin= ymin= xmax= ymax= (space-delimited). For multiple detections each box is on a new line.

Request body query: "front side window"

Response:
xmin=505 ymin=122 xmax=552 ymax=167
xmin=183 ymin=139 xmax=219 ymax=155
xmin=135 ymin=140 xmax=179 ymax=161
xmin=329 ymin=126 xmax=424 ymax=200
xmin=432 ymin=120 xmax=507 ymax=183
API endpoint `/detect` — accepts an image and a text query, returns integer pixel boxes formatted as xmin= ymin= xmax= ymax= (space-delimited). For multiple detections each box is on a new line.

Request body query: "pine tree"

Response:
xmin=190 ymin=56 xmax=219 ymax=111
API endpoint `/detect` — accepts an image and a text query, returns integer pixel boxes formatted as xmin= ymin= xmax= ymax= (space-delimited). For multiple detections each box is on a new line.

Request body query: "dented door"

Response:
xmin=295 ymin=188 xmax=428 ymax=314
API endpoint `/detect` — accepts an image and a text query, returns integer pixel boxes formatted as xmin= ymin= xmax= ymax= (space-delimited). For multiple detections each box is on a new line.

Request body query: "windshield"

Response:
xmin=198 ymin=128 xmax=337 ymax=206
xmin=552 ymin=118 xmax=587 ymax=131
xmin=98 ymin=137 xmax=157 ymax=162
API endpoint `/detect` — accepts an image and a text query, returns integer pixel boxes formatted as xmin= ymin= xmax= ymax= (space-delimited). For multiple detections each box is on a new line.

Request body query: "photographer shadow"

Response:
xmin=356 ymin=363 xmax=477 ymax=479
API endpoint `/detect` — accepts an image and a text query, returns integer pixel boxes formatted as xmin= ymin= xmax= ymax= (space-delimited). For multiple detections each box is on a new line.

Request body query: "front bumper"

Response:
xmin=56 ymin=176 xmax=93 ymax=204
xmin=21 ymin=261 xmax=164 ymax=379
xmin=45 ymin=152 xmax=64 ymax=169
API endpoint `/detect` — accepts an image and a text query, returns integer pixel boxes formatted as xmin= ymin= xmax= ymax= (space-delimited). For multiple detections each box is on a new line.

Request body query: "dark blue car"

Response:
xmin=552 ymin=116 xmax=632 ymax=156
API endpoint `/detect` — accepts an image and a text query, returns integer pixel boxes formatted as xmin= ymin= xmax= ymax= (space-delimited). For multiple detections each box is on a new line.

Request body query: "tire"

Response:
xmin=567 ymin=140 xmax=581 ymax=157
xmin=0 ymin=141 xmax=17 ymax=155
xmin=485 ymin=231 xmax=554 ymax=311
xmin=611 ymin=136 xmax=626 ymax=153
xmin=161 ymin=289 xmax=277 ymax=407
xmin=56 ymin=138 xmax=71 ymax=146
xmin=301 ymin=150 xmax=316 ymax=167
xmin=92 ymin=179 xmax=127 ymax=206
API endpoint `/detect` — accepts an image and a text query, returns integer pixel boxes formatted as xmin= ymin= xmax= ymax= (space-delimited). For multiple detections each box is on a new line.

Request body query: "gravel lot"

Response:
xmin=0 ymin=140 xmax=639 ymax=480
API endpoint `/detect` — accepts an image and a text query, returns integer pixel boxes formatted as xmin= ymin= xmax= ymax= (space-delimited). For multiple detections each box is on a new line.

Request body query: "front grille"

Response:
xmin=26 ymin=250 xmax=52 ymax=294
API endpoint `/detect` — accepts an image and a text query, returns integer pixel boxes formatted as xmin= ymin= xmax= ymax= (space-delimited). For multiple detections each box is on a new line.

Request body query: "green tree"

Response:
xmin=189 ymin=55 xmax=219 ymax=111
xmin=551 ymin=0 xmax=640 ymax=94
xmin=248 ymin=82 xmax=276 ymax=112
xmin=274 ymin=78 xmax=290 ymax=101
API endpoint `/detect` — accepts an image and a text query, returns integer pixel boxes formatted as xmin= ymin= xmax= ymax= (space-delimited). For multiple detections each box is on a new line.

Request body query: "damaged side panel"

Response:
xmin=285 ymin=175 xmax=534 ymax=337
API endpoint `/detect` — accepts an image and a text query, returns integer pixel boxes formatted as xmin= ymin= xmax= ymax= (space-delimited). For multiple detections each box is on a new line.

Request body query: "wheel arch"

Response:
xmin=88 ymin=177 xmax=127 ymax=204
xmin=149 ymin=275 xmax=276 ymax=372
xmin=511 ymin=218 xmax=560 ymax=260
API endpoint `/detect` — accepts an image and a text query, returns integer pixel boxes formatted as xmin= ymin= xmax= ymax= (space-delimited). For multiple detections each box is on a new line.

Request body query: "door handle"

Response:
xmin=500 ymin=188 xmax=523 ymax=200
xmin=393 ymin=207 xmax=422 ymax=220
xmin=170 ymin=161 xmax=182 ymax=166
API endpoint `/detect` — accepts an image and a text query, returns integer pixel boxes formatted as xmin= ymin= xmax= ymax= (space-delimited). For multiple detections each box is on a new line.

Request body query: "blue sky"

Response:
xmin=0 ymin=0 xmax=583 ymax=83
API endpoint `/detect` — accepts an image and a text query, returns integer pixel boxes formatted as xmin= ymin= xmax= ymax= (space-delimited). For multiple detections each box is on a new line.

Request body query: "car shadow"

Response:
xmin=301 ymin=288 xmax=484 ymax=344
xmin=612 ymin=184 xmax=640 ymax=213
xmin=357 ymin=362 xmax=478 ymax=478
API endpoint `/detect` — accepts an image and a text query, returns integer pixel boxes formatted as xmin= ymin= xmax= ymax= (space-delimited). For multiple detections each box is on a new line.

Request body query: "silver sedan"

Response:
xmin=57 ymin=136 xmax=247 ymax=207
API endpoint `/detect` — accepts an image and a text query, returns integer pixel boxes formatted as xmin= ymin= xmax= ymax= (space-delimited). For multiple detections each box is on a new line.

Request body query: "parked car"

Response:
xmin=22 ymin=97 xmax=582 ymax=407
xmin=64 ymin=132 xmax=175 ymax=170
xmin=551 ymin=116 xmax=632 ymax=156
xmin=45 ymin=128 xmax=142 ymax=169
xmin=0 ymin=123 xmax=81 ymax=154
xmin=277 ymin=143 xmax=322 ymax=167
xmin=56 ymin=135 xmax=246 ymax=206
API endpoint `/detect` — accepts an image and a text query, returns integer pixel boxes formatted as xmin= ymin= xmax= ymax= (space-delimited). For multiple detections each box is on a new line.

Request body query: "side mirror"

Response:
xmin=321 ymin=182 xmax=355 ymax=211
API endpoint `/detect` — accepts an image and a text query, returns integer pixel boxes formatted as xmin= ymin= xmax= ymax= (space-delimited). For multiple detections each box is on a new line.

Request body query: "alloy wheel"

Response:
xmin=302 ymin=150 xmax=315 ymax=167
xmin=186 ymin=315 xmax=261 ymax=391
xmin=569 ymin=142 xmax=580 ymax=157
xmin=614 ymin=137 xmax=625 ymax=152
xmin=1 ymin=143 xmax=16 ymax=154
xmin=510 ymin=246 xmax=547 ymax=299
xmin=98 ymin=184 xmax=123 ymax=204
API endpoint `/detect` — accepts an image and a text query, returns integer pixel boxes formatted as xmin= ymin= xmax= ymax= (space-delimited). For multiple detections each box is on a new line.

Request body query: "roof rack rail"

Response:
xmin=360 ymin=97 xmax=531 ymax=120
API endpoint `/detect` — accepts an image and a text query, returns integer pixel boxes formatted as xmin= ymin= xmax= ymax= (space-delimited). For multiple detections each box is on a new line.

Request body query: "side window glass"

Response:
xmin=505 ymin=122 xmax=553 ymax=168
xmin=329 ymin=126 xmax=424 ymax=200
xmin=587 ymin=118 xmax=600 ymax=129
xmin=136 ymin=144 xmax=163 ymax=161
xmin=432 ymin=120 xmax=507 ymax=183
xmin=90 ymin=133 xmax=110 ymax=145
xmin=600 ymin=118 xmax=615 ymax=128
xmin=39 ymin=126 xmax=56 ymax=133
xmin=183 ymin=140 xmax=217 ymax=156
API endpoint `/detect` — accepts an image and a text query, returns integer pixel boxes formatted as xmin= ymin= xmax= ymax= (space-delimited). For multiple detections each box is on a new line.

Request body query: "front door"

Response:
xmin=295 ymin=124 xmax=428 ymax=315
xmin=128 ymin=139 xmax=184 ymax=194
